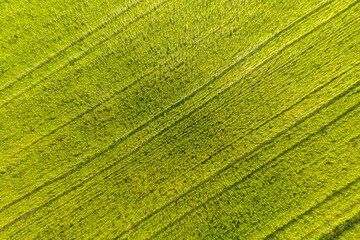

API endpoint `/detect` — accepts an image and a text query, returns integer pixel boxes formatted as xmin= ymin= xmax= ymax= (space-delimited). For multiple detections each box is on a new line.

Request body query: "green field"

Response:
xmin=0 ymin=0 xmax=359 ymax=239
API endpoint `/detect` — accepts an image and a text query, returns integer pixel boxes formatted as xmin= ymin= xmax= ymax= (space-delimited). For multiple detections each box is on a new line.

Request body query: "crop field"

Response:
xmin=0 ymin=0 xmax=359 ymax=239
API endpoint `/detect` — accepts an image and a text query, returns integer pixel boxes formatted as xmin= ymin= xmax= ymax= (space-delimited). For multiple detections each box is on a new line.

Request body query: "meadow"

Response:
xmin=0 ymin=0 xmax=359 ymax=239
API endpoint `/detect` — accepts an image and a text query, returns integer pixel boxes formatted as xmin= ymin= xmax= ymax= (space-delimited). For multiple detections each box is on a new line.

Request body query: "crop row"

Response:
xmin=0 ymin=0 xmax=174 ymax=107
xmin=0 ymin=0 xmax=330 ymax=210
xmin=156 ymin=96 xmax=360 ymax=239
xmin=0 ymin=0 xmax=232 ymax=160
xmin=1 ymin=2 xmax=359 ymax=237
xmin=264 ymin=167 xmax=360 ymax=239
xmin=0 ymin=0 xmax=141 ymax=91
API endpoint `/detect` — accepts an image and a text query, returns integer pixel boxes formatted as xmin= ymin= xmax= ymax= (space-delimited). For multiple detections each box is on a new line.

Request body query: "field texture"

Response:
xmin=0 ymin=0 xmax=360 ymax=239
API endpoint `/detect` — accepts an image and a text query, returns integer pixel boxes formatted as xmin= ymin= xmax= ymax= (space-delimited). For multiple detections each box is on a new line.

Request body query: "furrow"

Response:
xmin=7 ymin=5 xmax=239 ymax=162
xmin=0 ymin=64 xmax=159 ymax=214
xmin=263 ymin=165 xmax=360 ymax=239
xmin=319 ymin=207 xmax=360 ymax=240
xmin=112 ymin=2 xmax=360 ymax=237
xmin=118 ymin=62 xmax=360 ymax=236
xmin=0 ymin=0 xmax=144 ymax=95
xmin=187 ymin=62 xmax=359 ymax=179
xmin=229 ymin=0 xmax=335 ymax=60
xmin=150 ymin=88 xmax=360 ymax=240
xmin=0 ymin=0 xmax=170 ymax=109
xmin=0 ymin=0 xmax=329 ymax=215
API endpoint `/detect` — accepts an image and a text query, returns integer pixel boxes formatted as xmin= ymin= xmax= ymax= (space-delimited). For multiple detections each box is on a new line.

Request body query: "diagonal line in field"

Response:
xmin=0 ymin=0 xmax=144 ymax=94
xmin=264 ymin=169 xmax=360 ymax=239
xmin=318 ymin=205 xmax=360 ymax=240
xmin=149 ymin=85 xmax=360 ymax=240
xmin=0 ymin=0 xmax=170 ymax=109
xmin=7 ymin=4 xmax=238 ymax=163
xmin=186 ymin=62 xmax=360 ymax=189
xmin=123 ymin=62 xmax=360 ymax=227
xmin=0 ymin=0 xmax=345 ymax=232
xmin=113 ymin=1 xmax=360 ymax=238
xmin=0 ymin=1 xmax=240 ymax=213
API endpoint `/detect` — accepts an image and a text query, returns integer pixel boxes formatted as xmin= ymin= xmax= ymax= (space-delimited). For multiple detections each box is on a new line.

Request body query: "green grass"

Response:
xmin=0 ymin=0 xmax=359 ymax=239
